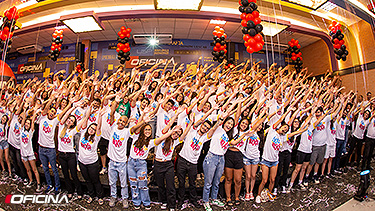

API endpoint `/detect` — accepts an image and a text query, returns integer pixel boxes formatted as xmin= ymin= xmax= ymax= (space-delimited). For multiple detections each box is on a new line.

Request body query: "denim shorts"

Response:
xmin=22 ymin=155 xmax=36 ymax=162
xmin=243 ymin=156 xmax=260 ymax=166
xmin=0 ymin=140 xmax=9 ymax=150
xmin=260 ymin=158 xmax=279 ymax=167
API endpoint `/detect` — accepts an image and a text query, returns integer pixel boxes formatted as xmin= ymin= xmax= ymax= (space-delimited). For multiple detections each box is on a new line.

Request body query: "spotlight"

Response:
xmin=354 ymin=170 xmax=370 ymax=202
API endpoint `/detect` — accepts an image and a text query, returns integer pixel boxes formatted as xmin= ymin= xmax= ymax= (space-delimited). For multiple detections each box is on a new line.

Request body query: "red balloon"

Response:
xmin=120 ymin=34 xmax=125 ymax=39
xmin=215 ymin=43 xmax=221 ymax=48
xmin=254 ymin=34 xmax=263 ymax=42
xmin=292 ymin=53 xmax=296 ymax=56
xmin=219 ymin=28 xmax=225 ymax=33
xmin=240 ymin=13 xmax=246 ymax=20
xmin=125 ymin=33 xmax=130 ymax=38
xmin=224 ymin=49 xmax=227 ymax=54
xmin=291 ymin=38 xmax=295 ymax=42
xmin=117 ymin=31 xmax=122 ymax=36
xmin=298 ymin=52 xmax=302 ymax=56
xmin=294 ymin=40 xmax=299 ymax=45
xmin=58 ymin=47 xmax=61 ymax=51
xmin=246 ymin=47 xmax=254 ymax=54
xmin=121 ymin=26 xmax=126 ymax=31
xmin=241 ymin=20 xmax=247 ymax=27
xmin=246 ymin=14 xmax=254 ymax=21
xmin=332 ymin=20 xmax=337 ymax=26
xmin=252 ymin=10 xmax=260 ymax=18
xmin=217 ymin=32 xmax=223 ymax=37
xmin=291 ymin=56 xmax=297 ymax=61
xmin=243 ymin=34 xmax=250 ymax=41
xmin=224 ymin=34 xmax=227 ymax=39
xmin=297 ymin=44 xmax=301 ymax=49
xmin=215 ymin=26 xmax=220 ymax=31
xmin=124 ymin=43 xmax=129 ymax=48
xmin=3 ymin=27 xmax=9 ymax=33
xmin=126 ymin=28 xmax=132 ymax=33
xmin=339 ymin=40 xmax=345 ymax=45
xmin=254 ymin=18 xmax=261 ymax=25
xmin=51 ymin=46 xmax=55 ymax=50
xmin=116 ymin=48 xmax=120 ymax=52
xmin=60 ymin=35 xmax=63 ymax=39
xmin=255 ymin=43 xmax=263 ymax=51
xmin=288 ymin=41 xmax=292 ymax=46
xmin=244 ymin=41 xmax=250 ymax=47
xmin=213 ymin=31 xmax=218 ymax=36
xmin=334 ymin=38 xmax=339 ymax=44
xmin=213 ymin=46 xmax=219 ymax=51
xmin=248 ymin=38 xmax=256 ymax=47
xmin=220 ymin=45 xmax=225 ymax=50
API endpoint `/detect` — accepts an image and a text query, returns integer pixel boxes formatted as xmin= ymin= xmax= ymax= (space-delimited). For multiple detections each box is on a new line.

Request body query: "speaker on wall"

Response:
xmin=226 ymin=42 xmax=235 ymax=62
xmin=75 ymin=42 xmax=85 ymax=63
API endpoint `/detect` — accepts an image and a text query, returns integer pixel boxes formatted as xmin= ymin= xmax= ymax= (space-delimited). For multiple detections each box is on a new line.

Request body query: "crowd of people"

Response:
xmin=0 ymin=58 xmax=374 ymax=211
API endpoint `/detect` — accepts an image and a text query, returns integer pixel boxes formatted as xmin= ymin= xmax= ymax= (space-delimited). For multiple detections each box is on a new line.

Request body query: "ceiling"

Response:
xmin=0 ymin=0 xmax=365 ymax=53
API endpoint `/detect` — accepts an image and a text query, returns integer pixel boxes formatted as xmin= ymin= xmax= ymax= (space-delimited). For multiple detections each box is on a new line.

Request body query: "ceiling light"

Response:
xmin=319 ymin=1 xmax=337 ymax=12
xmin=155 ymin=0 xmax=203 ymax=11
xmin=61 ymin=12 xmax=104 ymax=33
xmin=210 ymin=20 xmax=226 ymax=25
xmin=149 ymin=38 xmax=159 ymax=46
xmin=283 ymin=0 xmax=327 ymax=10
xmin=262 ymin=22 xmax=289 ymax=37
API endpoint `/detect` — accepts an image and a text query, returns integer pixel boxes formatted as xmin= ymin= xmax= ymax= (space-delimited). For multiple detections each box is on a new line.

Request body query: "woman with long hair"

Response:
xmin=0 ymin=114 xmax=11 ymax=178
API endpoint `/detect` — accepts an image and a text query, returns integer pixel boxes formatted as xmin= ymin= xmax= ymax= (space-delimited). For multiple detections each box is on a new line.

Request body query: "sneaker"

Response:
xmin=303 ymin=177 xmax=309 ymax=186
xmin=36 ymin=184 xmax=42 ymax=192
xmin=169 ymin=209 xmax=175 ymax=211
xmin=245 ymin=192 xmax=253 ymax=201
xmin=77 ymin=165 xmax=80 ymax=172
xmin=255 ymin=195 xmax=261 ymax=204
xmin=99 ymin=167 xmax=108 ymax=175
xmin=45 ymin=185 xmax=54 ymax=194
xmin=313 ymin=175 xmax=320 ymax=184
xmin=122 ymin=199 xmax=129 ymax=209
xmin=333 ymin=169 xmax=342 ymax=174
xmin=54 ymin=187 xmax=60 ymax=195
xmin=272 ymin=188 xmax=278 ymax=196
xmin=134 ymin=205 xmax=141 ymax=210
xmin=211 ymin=199 xmax=225 ymax=207
xmin=260 ymin=189 xmax=269 ymax=202
xmin=298 ymin=183 xmax=306 ymax=190
xmin=286 ymin=185 xmax=292 ymax=193
xmin=197 ymin=174 xmax=201 ymax=180
xmin=145 ymin=205 xmax=152 ymax=210
xmin=26 ymin=180 xmax=35 ymax=188
xmin=281 ymin=186 xmax=287 ymax=194
xmin=109 ymin=197 xmax=116 ymax=207
xmin=203 ymin=202 xmax=213 ymax=211
xmin=161 ymin=203 xmax=167 ymax=209
xmin=23 ymin=178 xmax=29 ymax=185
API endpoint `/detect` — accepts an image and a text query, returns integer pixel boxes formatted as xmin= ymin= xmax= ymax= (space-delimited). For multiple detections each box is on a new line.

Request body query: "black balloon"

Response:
xmin=342 ymin=55 xmax=347 ymax=61
xmin=220 ymin=36 xmax=225 ymax=41
xmin=125 ymin=52 xmax=130 ymax=56
xmin=118 ymin=50 xmax=124 ymax=55
xmin=245 ymin=7 xmax=253 ymax=14
xmin=220 ymin=41 xmax=226 ymax=45
xmin=255 ymin=24 xmax=263 ymax=33
xmin=126 ymin=56 xmax=131 ymax=61
xmin=220 ymin=50 xmax=225 ymax=55
xmin=336 ymin=30 xmax=341 ymax=35
xmin=250 ymin=2 xmax=258 ymax=10
xmin=337 ymin=49 xmax=343 ymax=55
xmin=118 ymin=55 xmax=122 ymax=60
xmin=242 ymin=27 xmax=249 ymax=34
xmin=341 ymin=45 xmax=346 ymax=50
xmin=248 ymin=28 xmax=257 ymax=36
xmin=247 ymin=21 xmax=255 ymax=28
xmin=216 ymin=38 xmax=221 ymax=42
xmin=241 ymin=0 xmax=249 ymax=7
xmin=213 ymin=57 xmax=218 ymax=61
xmin=239 ymin=6 xmax=245 ymax=13
xmin=124 ymin=37 xmax=129 ymax=42
xmin=338 ymin=34 xmax=344 ymax=40
xmin=336 ymin=55 xmax=341 ymax=60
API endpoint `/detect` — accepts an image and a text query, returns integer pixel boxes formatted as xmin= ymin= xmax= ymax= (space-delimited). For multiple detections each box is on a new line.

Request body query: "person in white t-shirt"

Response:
xmin=19 ymin=110 xmax=41 ymax=192
xmin=0 ymin=114 xmax=11 ymax=178
xmin=362 ymin=105 xmax=375 ymax=170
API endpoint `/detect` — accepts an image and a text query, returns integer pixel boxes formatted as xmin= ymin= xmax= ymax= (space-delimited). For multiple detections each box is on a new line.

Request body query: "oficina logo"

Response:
xmin=5 ymin=194 xmax=69 ymax=204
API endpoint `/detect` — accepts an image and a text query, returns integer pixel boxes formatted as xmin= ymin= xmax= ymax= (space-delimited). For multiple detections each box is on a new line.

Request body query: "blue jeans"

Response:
xmin=127 ymin=157 xmax=150 ymax=206
xmin=202 ymin=152 xmax=225 ymax=202
xmin=39 ymin=146 xmax=60 ymax=189
xmin=333 ymin=139 xmax=345 ymax=170
xmin=108 ymin=160 xmax=128 ymax=199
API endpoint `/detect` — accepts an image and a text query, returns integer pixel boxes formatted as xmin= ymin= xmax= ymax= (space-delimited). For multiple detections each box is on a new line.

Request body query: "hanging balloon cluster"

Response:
xmin=0 ymin=6 xmax=19 ymax=54
xmin=49 ymin=29 xmax=64 ymax=61
xmin=75 ymin=62 xmax=84 ymax=74
xmin=212 ymin=26 xmax=228 ymax=63
xmin=287 ymin=39 xmax=303 ymax=71
xmin=116 ymin=26 xmax=132 ymax=64
xmin=329 ymin=21 xmax=349 ymax=61
xmin=239 ymin=0 xmax=264 ymax=54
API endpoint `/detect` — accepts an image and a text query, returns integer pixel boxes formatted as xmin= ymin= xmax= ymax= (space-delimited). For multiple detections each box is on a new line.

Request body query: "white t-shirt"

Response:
xmin=366 ymin=118 xmax=375 ymax=139
xmin=0 ymin=124 xmax=8 ymax=142
xmin=243 ymin=133 xmax=261 ymax=160
xmin=230 ymin=127 xmax=247 ymax=153
xmin=280 ymin=129 xmax=298 ymax=153
xmin=9 ymin=115 xmax=21 ymax=149
xmin=156 ymin=106 xmax=174 ymax=138
xmin=177 ymin=109 xmax=191 ymax=130
xmin=312 ymin=115 xmax=331 ymax=146
xmin=129 ymin=136 xmax=157 ymax=160
xmin=298 ymin=124 xmax=314 ymax=153
xmin=155 ymin=138 xmax=182 ymax=161
xmin=336 ymin=117 xmax=349 ymax=140
xmin=107 ymin=126 xmax=132 ymax=162
xmin=58 ymin=123 xmax=78 ymax=153
xmin=78 ymin=130 xmax=100 ymax=165
xmin=353 ymin=114 xmax=369 ymax=139
xmin=328 ymin=121 xmax=336 ymax=146
xmin=130 ymin=101 xmax=143 ymax=127
xmin=268 ymin=98 xmax=284 ymax=127
xmin=87 ymin=111 xmax=100 ymax=125
xmin=179 ymin=127 xmax=209 ymax=164
xmin=20 ymin=128 xmax=34 ymax=157
xmin=101 ymin=106 xmax=121 ymax=140
xmin=72 ymin=107 xmax=87 ymax=124
xmin=209 ymin=126 xmax=231 ymax=156
xmin=262 ymin=128 xmax=286 ymax=162
xmin=38 ymin=115 xmax=59 ymax=148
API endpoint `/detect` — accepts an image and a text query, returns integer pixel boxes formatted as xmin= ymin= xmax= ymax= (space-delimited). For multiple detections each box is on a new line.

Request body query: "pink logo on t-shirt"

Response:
xmin=74 ymin=110 xmax=83 ymax=121
xmin=80 ymin=138 xmax=92 ymax=151
xmin=164 ymin=115 xmax=170 ymax=125
xmin=190 ymin=137 xmax=202 ymax=151
xmin=21 ymin=133 xmax=29 ymax=144
xmin=14 ymin=124 xmax=20 ymax=136
xmin=271 ymin=136 xmax=281 ymax=151
xmin=219 ymin=134 xmax=230 ymax=150
xmin=340 ymin=120 xmax=346 ymax=129
xmin=359 ymin=121 xmax=365 ymax=130
xmin=308 ymin=130 xmax=313 ymax=141
xmin=61 ymin=134 xmax=71 ymax=144
xmin=316 ymin=122 xmax=325 ymax=131
xmin=134 ymin=146 xmax=146 ymax=156
xmin=0 ymin=128 xmax=4 ymax=137
xmin=248 ymin=135 xmax=259 ymax=146
xmin=112 ymin=132 xmax=124 ymax=148
xmin=89 ymin=114 xmax=96 ymax=122
xmin=42 ymin=121 xmax=52 ymax=133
